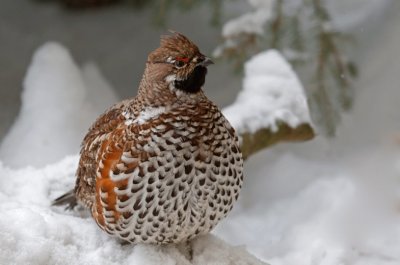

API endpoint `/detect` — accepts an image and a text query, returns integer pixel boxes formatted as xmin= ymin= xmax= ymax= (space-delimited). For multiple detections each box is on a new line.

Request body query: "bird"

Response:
xmin=53 ymin=32 xmax=244 ymax=245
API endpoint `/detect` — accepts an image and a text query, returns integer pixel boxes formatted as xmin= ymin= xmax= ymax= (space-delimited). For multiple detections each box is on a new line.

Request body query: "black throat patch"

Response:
xmin=174 ymin=66 xmax=207 ymax=93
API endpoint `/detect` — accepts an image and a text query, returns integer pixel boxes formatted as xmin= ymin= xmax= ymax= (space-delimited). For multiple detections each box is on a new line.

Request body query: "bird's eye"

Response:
xmin=174 ymin=60 xmax=185 ymax=67
xmin=174 ymin=57 xmax=189 ymax=68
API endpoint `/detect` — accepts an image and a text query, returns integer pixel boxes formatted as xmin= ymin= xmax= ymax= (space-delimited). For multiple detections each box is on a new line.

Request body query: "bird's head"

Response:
xmin=146 ymin=31 xmax=214 ymax=95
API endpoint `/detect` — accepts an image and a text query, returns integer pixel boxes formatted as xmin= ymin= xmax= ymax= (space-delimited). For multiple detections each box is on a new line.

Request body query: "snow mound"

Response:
xmin=0 ymin=42 xmax=118 ymax=168
xmin=0 ymin=156 xmax=267 ymax=265
xmin=223 ymin=50 xmax=312 ymax=134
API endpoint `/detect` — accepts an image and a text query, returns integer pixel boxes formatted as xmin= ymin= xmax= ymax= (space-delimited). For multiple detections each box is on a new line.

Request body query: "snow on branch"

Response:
xmin=222 ymin=0 xmax=274 ymax=38
xmin=213 ymin=0 xmax=275 ymax=64
xmin=223 ymin=50 xmax=315 ymax=159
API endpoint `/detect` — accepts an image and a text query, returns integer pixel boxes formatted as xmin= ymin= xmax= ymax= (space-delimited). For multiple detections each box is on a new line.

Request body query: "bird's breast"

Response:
xmin=93 ymin=107 xmax=244 ymax=244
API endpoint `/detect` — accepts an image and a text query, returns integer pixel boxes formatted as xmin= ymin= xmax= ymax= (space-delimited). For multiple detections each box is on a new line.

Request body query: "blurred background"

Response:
xmin=1 ymin=0 xmax=400 ymax=264
xmin=1 ymin=0 xmax=396 ymax=141
xmin=0 ymin=0 xmax=245 ymax=141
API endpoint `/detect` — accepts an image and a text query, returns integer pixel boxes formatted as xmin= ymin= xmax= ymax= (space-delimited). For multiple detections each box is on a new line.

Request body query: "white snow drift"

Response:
xmin=0 ymin=42 xmax=118 ymax=168
xmin=0 ymin=156 xmax=266 ymax=265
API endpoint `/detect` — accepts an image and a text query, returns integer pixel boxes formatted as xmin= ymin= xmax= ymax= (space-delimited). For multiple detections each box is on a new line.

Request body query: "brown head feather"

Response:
xmin=148 ymin=32 xmax=201 ymax=62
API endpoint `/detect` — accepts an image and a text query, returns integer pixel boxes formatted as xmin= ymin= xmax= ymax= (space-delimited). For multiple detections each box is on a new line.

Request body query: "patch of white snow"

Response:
xmin=0 ymin=42 xmax=118 ymax=168
xmin=222 ymin=50 xmax=312 ymax=134
xmin=0 ymin=156 xmax=267 ymax=265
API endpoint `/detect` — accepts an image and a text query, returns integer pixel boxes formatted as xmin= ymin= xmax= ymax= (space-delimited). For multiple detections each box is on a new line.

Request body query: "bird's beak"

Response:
xmin=198 ymin=57 xmax=214 ymax=67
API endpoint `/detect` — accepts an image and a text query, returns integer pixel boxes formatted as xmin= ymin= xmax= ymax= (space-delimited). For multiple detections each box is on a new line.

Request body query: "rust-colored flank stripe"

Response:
xmin=93 ymin=133 xmax=126 ymax=228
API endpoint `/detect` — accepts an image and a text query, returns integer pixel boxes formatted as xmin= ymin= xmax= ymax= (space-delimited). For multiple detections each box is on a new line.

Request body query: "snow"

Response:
xmin=215 ymin=146 xmax=400 ymax=265
xmin=0 ymin=159 xmax=265 ymax=265
xmin=222 ymin=50 xmax=311 ymax=134
xmin=222 ymin=0 xmax=274 ymax=37
xmin=0 ymin=156 xmax=266 ymax=265
xmin=0 ymin=42 xmax=118 ymax=168
xmin=213 ymin=0 xmax=274 ymax=58
xmin=1 ymin=146 xmax=400 ymax=264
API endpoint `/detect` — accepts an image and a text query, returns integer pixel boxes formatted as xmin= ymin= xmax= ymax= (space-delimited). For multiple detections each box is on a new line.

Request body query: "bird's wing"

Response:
xmin=75 ymin=99 xmax=133 ymax=208
xmin=90 ymin=125 xmax=128 ymax=230
xmin=89 ymin=104 xmax=195 ymax=233
xmin=90 ymin=120 xmax=158 ymax=232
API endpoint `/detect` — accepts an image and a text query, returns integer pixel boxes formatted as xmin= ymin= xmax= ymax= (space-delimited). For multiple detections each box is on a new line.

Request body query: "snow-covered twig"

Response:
xmin=223 ymin=50 xmax=315 ymax=159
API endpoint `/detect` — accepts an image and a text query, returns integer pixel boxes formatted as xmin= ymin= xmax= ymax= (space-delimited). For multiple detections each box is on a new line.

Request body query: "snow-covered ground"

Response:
xmin=0 ymin=156 xmax=266 ymax=265
xmin=215 ymin=145 xmax=400 ymax=265
xmin=2 ymin=146 xmax=398 ymax=265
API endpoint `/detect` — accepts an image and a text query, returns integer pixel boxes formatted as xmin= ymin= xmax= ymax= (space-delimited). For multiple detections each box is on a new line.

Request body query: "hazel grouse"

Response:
xmin=54 ymin=32 xmax=244 ymax=245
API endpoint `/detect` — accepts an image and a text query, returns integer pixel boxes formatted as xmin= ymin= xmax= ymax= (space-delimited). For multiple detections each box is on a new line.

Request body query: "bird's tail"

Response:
xmin=52 ymin=190 xmax=77 ymax=210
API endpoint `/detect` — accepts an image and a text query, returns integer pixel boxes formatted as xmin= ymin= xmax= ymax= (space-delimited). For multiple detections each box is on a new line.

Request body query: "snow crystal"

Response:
xmin=222 ymin=50 xmax=312 ymax=134
xmin=0 ymin=42 xmax=118 ymax=168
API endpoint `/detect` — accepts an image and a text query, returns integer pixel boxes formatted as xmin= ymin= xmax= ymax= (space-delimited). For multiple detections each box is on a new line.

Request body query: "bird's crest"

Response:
xmin=149 ymin=31 xmax=200 ymax=62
